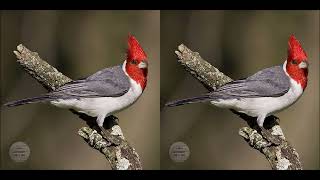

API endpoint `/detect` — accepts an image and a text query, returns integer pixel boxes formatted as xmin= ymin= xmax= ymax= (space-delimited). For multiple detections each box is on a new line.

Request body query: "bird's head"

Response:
xmin=125 ymin=34 xmax=148 ymax=90
xmin=285 ymin=35 xmax=308 ymax=90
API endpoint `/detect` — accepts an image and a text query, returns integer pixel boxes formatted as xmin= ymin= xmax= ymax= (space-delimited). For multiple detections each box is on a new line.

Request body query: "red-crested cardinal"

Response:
xmin=5 ymin=34 xmax=148 ymax=131
xmin=166 ymin=35 xmax=308 ymax=127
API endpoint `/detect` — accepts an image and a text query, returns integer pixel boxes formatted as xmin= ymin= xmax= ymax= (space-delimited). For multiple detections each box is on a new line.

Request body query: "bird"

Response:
xmin=4 ymin=34 xmax=148 ymax=133
xmin=165 ymin=35 xmax=308 ymax=128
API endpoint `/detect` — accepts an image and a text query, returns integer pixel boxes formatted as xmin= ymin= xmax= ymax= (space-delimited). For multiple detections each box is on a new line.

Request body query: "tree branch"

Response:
xmin=13 ymin=44 xmax=142 ymax=170
xmin=174 ymin=44 xmax=302 ymax=170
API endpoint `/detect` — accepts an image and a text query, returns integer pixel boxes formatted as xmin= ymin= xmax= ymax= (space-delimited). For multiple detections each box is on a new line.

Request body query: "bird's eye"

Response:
xmin=291 ymin=60 xmax=298 ymax=65
xmin=131 ymin=60 xmax=138 ymax=65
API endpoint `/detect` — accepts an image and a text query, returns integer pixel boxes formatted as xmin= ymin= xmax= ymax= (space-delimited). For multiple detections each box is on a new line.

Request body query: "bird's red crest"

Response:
xmin=127 ymin=34 xmax=147 ymax=61
xmin=288 ymin=35 xmax=307 ymax=61
xmin=286 ymin=35 xmax=308 ymax=90
xmin=125 ymin=34 xmax=148 ymax=90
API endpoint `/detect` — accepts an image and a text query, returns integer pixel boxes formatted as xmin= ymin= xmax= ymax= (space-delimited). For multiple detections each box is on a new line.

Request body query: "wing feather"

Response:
xmin=210 ymin=66 xmax=290 ymax=99
xmin=49 ymin=65 xmax=130 ymax=99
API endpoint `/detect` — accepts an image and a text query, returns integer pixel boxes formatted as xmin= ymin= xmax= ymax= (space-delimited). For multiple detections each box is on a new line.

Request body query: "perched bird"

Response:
xmin=4 ymin=34 xmax=148 ymax=132
xmin=166 ymin=35 xmax=308 ymax=127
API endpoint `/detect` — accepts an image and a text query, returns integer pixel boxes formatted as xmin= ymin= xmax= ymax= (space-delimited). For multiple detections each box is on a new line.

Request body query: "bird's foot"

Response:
xmin=271 ymin=115 xmax=280 ymax=124
xmin=108 ymin=115 xmax=119 ymax=124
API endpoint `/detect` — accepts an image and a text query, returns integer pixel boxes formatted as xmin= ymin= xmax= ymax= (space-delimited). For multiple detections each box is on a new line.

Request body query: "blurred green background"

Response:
xmin=1 ymin=10 xmax=160 ymax=169
xmin=161 ymin=10 xmax=319 ymax=169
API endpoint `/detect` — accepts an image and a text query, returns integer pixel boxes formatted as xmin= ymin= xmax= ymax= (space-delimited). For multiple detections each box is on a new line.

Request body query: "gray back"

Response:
xmin=50 ymin=65 xmax=131 ymax=99
xmin=210 ymin=65 xmax=291 ymax=99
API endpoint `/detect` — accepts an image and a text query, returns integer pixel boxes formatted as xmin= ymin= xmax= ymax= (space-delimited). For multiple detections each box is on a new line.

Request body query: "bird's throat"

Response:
xmin=124 ymin=61 xmax=147 ymax=90
xmin=285 ymin=63 xmax=308 ymax=90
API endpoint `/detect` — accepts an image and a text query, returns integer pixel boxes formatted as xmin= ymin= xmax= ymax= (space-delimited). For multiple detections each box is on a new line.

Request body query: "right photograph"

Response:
xmin=160 ymin=10 xmax=319 ymax=169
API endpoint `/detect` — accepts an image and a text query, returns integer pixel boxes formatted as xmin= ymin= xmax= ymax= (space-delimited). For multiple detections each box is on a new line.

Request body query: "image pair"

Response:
xmin=0 ymin=10 xmax=319 ymax=170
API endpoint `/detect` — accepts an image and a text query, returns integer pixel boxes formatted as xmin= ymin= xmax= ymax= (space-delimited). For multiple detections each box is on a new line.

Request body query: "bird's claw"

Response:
xmin=109 ymin=115 xmax=119 ymax=124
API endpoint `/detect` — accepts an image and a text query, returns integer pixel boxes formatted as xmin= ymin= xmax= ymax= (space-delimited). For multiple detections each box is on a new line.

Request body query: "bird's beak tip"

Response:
xmin=138 ymin=61 xmax=148 ymax=69
xmin=299 ymin=61 xmax=308 ymax=69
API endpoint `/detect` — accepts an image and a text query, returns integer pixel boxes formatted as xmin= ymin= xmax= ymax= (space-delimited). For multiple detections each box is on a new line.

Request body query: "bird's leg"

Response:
xmin=254 ymin=115 xmax=272 ymax=147
xmin=97 ymin=115 xmax=121 ymax=146
xmin=258 ymin=115 xmax=282 ymax=146
xmin=257 ymin=115 xmax=266 ymax=128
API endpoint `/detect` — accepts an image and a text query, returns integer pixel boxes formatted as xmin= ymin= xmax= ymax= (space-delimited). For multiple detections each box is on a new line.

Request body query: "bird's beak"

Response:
xmin=138 ymin=60 xmax=148 ymax=69
xmin=298 ymin=60 xmax=308 ymax=69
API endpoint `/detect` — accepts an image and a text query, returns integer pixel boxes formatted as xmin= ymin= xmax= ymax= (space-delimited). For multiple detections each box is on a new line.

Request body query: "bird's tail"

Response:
xmin=4 ymin=95 xmax=54 ymax=107
xmin=165 ymin=94 xmax=212 ymax=107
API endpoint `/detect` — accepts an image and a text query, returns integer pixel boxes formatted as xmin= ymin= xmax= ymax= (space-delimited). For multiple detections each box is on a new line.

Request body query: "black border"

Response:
xmin=1 ymin=0 xmax=319 ymax=10
xmin=0 ymin=170 xmax=319 ymax=178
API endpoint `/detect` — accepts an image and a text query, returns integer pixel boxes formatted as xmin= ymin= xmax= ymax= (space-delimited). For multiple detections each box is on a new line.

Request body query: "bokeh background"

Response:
xmin=161 ymin=10 xmax=319 ymax=169
xmin=1 ymin=10 xmax=160 ymax=169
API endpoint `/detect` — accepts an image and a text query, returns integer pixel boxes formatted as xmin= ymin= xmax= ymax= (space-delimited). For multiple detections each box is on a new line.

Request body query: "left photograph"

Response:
xmin=1 ymin=10 xmax=160 ymax=169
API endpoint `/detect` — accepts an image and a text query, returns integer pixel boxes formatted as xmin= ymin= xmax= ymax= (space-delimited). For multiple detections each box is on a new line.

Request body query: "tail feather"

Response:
xmin=165 ymin=95 xmax=212 ymax=107
xmin=4 ymin=95 xmax=54 ymax=107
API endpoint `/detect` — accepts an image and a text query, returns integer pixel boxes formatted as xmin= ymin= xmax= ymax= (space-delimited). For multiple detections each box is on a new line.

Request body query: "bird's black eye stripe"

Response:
xmin=291 ymin=60 xmax=298 ymax=65
xmin=131 ymin=60 xmax=138 ymax=65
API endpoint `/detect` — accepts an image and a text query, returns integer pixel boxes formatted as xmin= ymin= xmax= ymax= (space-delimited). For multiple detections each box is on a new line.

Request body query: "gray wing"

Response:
xmin=210 ymin=66 xmax=290 ymax=99
xmin=50 ymin=65 xmax=130 ymax=99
